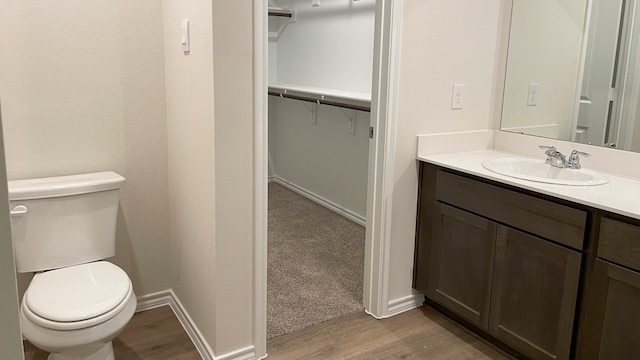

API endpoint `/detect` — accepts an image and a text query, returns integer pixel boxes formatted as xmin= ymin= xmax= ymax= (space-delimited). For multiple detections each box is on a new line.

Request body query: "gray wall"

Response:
xmin=0 ymin=108 xmax=25 ymax=359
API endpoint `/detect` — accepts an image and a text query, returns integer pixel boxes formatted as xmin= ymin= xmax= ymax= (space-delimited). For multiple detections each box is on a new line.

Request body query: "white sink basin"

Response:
xmin=481 ymin=157 xmax=609 ymax=186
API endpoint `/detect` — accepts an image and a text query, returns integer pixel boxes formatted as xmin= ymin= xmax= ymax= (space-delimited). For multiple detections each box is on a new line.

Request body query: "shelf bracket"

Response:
xmin=268 ymin=9 xmax=296 ymax=41
xmin=347 ymin=111 xmax=356 ymax=135
xmin=301 ymin=96 xmax=319 ymax=126
xmin=333 ymin=98 xmax=356 ymax=135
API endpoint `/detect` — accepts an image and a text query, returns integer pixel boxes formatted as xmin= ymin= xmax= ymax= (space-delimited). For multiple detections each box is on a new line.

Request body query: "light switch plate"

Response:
xmin=181 ymin=19 xmax=190 ymax=53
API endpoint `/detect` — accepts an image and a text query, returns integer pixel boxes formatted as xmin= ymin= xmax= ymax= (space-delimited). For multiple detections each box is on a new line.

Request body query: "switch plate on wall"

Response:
xmin=181 ymin=19 xmax=190 ymax=53
xmin=528 ymin=83 xmax=539 ymax=106
xmin=451 ymin=84 xmax=465 ymax=110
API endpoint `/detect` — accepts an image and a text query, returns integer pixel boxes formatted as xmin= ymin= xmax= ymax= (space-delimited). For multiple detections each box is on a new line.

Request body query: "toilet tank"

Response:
xmin=8 ymin=172 xmax=125 ymax=273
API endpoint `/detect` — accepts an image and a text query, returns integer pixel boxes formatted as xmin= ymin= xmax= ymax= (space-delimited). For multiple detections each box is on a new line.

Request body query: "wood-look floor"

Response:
xmin=23 ymin=305 xmax=200 ymax=360
xmin=267 ymin=306 xmax=513 ymax=360
xmin=24 ymin=305 xmax=513 ymax=359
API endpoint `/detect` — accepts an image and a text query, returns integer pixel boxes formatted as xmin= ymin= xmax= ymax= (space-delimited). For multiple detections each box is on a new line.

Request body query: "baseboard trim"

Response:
xmin=136 ymin=290 xmax=174 ymax=313
xmin=364 ymin=294 xmax=424 ymax=320
xmin=268 ymin=175 xmax=366 ymax=227
xmin=136 ymin=290 xmax=216 ymax=360
xmin=215 ymin=345 xmax=256 ymax=360
xmin=387 ymin=294 xmax=424 ymax=317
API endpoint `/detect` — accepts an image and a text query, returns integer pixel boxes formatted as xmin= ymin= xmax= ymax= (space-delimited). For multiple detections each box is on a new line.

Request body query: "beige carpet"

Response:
xmin=267 ymin=183 xmax=365 ymax=339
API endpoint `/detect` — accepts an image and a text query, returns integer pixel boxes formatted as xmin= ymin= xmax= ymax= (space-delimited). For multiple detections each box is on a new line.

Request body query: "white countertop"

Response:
xmin=418 ymin=149 xmax=640 ymax=221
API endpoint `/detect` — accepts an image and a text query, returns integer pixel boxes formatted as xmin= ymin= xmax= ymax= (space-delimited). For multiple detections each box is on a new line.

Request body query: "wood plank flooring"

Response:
xmin=267 ymin=306 xmax=514 ymax=360
xmin=24 ymin=305 xmax=513 ymax=359
xmin=23 ymin=305 xmax=200 ymax=360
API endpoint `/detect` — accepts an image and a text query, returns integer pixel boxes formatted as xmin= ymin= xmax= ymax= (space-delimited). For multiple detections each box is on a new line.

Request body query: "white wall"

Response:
xmin=501 ymin=0 xmax=588 ymax=140
xmin=0 ymin=111 xmax=24 ymax=359
xmin=272 ymin=0 xmax=376 ymax=93
xmin=388 ymin=0 xmax=506 ymax=302
xmin=162 ymin=0 xmax=217 ymax=351
xmin=211 ymin=0 xmax=255 ymax=354
xmin=0 ymin=1 xmax=171 ymax=298
xmin=269 ymin=41 xmax=279 ymax=83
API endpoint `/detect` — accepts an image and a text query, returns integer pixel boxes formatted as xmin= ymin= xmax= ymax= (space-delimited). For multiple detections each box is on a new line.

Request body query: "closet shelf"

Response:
xmin=269 ymin=83 xmax=371 ymax=103
xmin=268 ymin=83 xmax=371 ymax=112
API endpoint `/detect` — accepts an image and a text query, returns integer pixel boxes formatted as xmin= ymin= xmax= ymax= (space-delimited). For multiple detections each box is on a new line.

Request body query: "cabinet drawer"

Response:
xmin=435 ymin=170 xmax=587 ymax=250
xmin=598 ymin=217 xmax=640 ymax=271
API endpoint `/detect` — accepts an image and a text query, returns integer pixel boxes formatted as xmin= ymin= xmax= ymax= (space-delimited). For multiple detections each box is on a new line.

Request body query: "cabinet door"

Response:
xmin=489 ymin=226 xmax=581 ymax=360
xmin=428 ymin=203 xmax=496 ymax=329
xmin=581 ymin=259 xmax=640 ymax=360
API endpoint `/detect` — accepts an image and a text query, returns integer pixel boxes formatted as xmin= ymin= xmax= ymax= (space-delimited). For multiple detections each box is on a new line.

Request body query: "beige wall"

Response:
xmin=0 ymin=0 xmax=171 ymax=298
xmin=162 ymin=0 xmax=217 ymax=350
xmin=0 ymin=111 xmax=24 ymax=359
xmin=211 ymin=0 xmax=255 ymax=354
xmin=0 ymin=1 xmax=255 ymax=356
xmin=388 ymin=0 xmax=506 ymax=301
xmin=163 ymin=0 xmax=256 ymax=354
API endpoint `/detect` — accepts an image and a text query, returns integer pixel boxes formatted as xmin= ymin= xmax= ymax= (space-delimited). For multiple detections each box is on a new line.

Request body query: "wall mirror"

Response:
xmin=501 ymin=0 xmax=640 ymax=152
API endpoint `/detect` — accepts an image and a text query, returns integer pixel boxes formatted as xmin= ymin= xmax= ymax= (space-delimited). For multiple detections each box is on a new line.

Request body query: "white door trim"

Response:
xmin=253 ymin=0 xmax=268 ymax=358
xmin=363 ymin=0 xmax=404 ymax=318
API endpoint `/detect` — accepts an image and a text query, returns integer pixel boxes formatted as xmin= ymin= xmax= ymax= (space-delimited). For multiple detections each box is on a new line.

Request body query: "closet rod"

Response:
xmin=268 ymin=91 xmax=371 ymax=112
xmin=268 ymin=11 xmax=293 ymax=18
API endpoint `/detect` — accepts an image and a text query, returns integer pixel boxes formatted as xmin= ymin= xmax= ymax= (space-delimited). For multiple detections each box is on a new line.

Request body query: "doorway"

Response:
xmin=253 ymin=0 xmax=403 ymax=357
xmin=577 ymin=0 xmax=640 ymax=149
xmin=265 ymin=0 xmax=374 ymax=340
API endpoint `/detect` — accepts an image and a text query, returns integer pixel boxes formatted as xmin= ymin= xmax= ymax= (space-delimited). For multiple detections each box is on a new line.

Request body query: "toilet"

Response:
xmin=9 ymin=172 xmax=136 ymax=360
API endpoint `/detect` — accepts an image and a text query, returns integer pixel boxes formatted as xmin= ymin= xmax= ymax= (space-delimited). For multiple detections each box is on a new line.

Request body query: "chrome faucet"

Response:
xmin=539 ymin=146 xmax=590 ymax=169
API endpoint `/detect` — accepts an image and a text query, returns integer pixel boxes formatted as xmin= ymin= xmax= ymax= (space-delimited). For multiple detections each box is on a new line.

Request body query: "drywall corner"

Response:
xmin=163 ymin=0 xmax=217 ymax=352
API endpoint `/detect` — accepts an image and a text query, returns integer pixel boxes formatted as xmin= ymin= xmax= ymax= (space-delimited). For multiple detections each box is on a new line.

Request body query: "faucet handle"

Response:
xmin=571 ymin=150 xmax=591 ymax=158
xmin=539 ymin=145 xmax=557 ymax=155
xmin=568 ymin=150 xmax=590 ymax=169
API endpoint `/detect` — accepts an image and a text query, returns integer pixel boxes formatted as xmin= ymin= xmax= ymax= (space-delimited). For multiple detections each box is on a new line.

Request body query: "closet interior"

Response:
xmin=266 ymin=0 xmax=375 ymax=339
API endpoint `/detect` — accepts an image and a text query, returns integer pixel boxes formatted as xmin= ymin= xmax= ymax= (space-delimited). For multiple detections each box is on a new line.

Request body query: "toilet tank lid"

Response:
xmin=8 ymin=171 xmax=125 ymax=200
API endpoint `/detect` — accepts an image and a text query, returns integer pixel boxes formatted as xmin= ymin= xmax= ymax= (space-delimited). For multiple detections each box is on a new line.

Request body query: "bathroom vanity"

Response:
xmin=413 ymin=150 xmax=640 ymax=360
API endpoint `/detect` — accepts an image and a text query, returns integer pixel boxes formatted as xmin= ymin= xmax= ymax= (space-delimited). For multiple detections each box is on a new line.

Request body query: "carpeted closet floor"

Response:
xmin=267 ymin=183 xmax=365 ymax=339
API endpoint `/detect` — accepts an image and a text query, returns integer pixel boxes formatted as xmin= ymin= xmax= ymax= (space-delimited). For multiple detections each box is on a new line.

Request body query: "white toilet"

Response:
xmin=9 ymin=172 xmax=136 ymax=360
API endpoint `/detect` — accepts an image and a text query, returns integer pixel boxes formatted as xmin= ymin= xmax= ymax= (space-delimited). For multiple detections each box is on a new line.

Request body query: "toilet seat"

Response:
xmin=23 ymin=261 xmax=132 ymax=331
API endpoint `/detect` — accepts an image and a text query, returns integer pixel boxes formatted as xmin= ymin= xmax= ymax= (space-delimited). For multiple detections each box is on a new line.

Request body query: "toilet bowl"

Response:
xmin=9 ymin=172 xmax=134 ymax=359
xmin=20 ymin=261 xmax=137 ymax=360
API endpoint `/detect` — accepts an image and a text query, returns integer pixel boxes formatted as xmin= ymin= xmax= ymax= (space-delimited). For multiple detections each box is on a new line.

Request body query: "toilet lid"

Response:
xmin=25 ymin=261 xmax=131 ymax=323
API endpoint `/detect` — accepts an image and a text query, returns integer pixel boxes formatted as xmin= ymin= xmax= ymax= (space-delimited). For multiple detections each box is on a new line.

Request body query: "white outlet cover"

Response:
xmin=451 ymin=84 xmax=465 ymax=110
xmin=528 ymin=83 xmax=539 ymax=106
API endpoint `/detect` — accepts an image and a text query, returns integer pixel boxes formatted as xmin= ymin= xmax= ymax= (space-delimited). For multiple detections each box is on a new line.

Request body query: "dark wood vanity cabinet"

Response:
xmin=415 ymin=163 xmax=586 ymax=360
xmin=427 ymin=203 xmax=496 ymax=329
xmin=579 ymin=218 xmax=640 ymax=359
xmin=489 ymin=226 xmax=581 ymax=360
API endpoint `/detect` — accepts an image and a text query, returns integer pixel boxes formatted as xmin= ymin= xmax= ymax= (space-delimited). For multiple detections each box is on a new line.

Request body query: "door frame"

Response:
xmin=362 ymin=0 xmax=405 ymax=318
xmin=252 ymin=0 xmax=404 ymax=358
